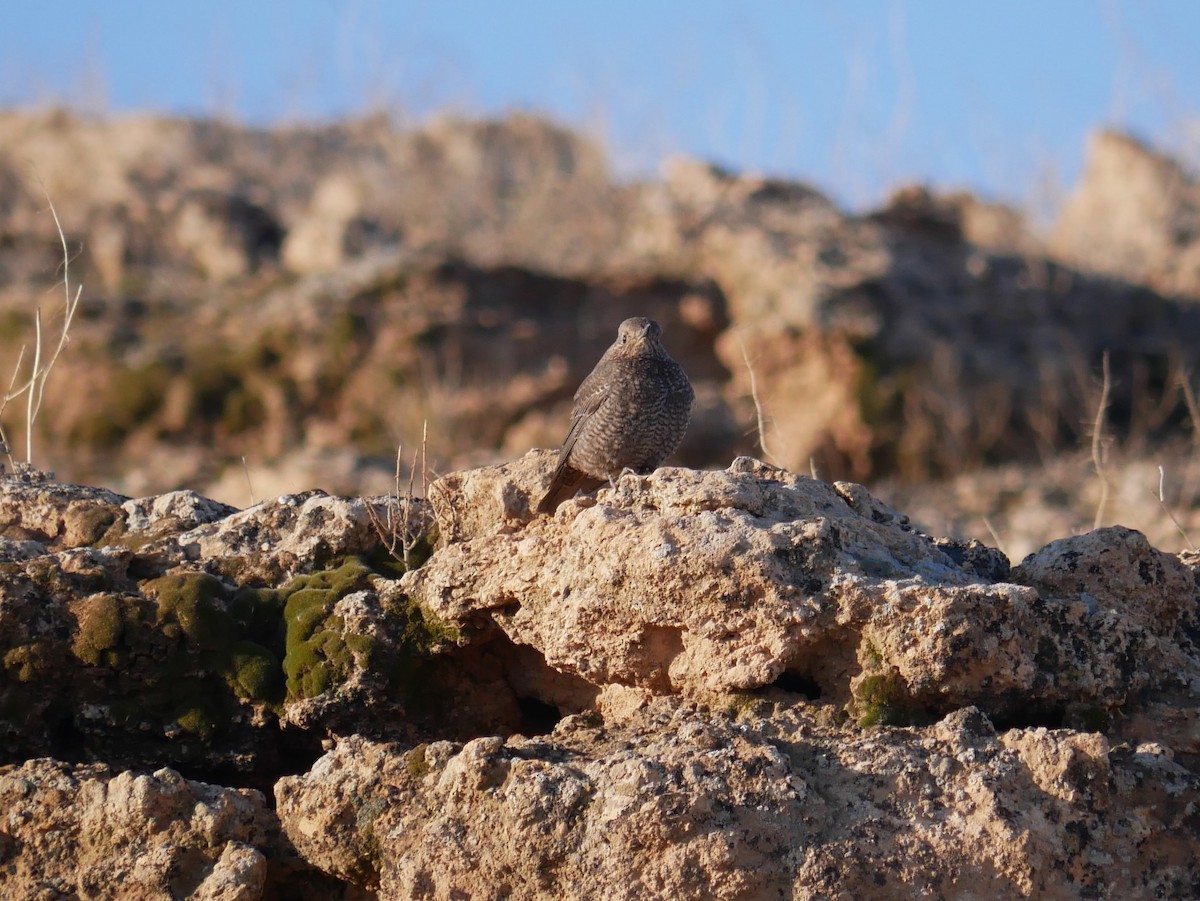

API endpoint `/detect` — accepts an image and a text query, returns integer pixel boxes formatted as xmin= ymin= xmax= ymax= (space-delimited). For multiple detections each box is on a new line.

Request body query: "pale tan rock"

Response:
xmin=276 ymin=699 xmax=1200 ymax=900
xmin=1052 ymin=130 xmax=1200 ymax=298
xmin=0 ymin=470 xmax=128 ymax=548
xmin=405 ymin=455 xmax=1195 ymax=730
xmin=1012 ymin=525 xmax=1195 ymax=627
xmin=0 ymin=759 xmax=272 ymax=901
xmin=282 ymin=173 xmax=374 ymax=275
xmin=154 ymin=489 xmax=414 ymax=584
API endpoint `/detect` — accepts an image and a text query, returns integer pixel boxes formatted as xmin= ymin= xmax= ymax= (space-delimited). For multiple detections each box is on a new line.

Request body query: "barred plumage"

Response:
xmin=537 ymin=317 xmax=694 ymax=513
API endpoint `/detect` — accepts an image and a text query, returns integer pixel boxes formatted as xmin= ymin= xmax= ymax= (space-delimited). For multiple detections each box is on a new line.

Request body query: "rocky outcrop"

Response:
xmin=6 ymin=112 xmax=1200 ymax=511
xmin=406 ymin=453 xmax=1199 ymax=745
xmin=0 ymin=468 xmax=452 ymax=775
xmin=276 ymin=701 xmax=1199 ymax=900
xmin=1052 ymin=130 xmax=1200 ymax=299
xmin=0 ymin=759 xmax=275 ymax=900
xmin=2 ymin=463 xmax=1199 ymax=898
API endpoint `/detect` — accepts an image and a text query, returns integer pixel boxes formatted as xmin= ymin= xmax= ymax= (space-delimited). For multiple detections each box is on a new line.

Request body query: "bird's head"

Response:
xmin=614 ymin=317 xmax=665 ymax=357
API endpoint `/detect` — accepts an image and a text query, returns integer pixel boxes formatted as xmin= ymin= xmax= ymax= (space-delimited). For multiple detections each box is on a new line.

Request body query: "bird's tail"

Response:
xmin=536 ymin=466 xmax=604 ymax=514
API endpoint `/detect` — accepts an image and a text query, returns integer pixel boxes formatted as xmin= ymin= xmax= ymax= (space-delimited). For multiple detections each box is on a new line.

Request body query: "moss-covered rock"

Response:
xmin=70 ymin=594 xmax=124 ymax=666
xmin=279 ymin=558 xmax=375 ymax=701
xmin=149 ymin=572 xmax=234 ymax=648
xmin=143 ymin=570 xmax=287 ymax=710
xmin=852 ymin=672 xmax=921 ymax=728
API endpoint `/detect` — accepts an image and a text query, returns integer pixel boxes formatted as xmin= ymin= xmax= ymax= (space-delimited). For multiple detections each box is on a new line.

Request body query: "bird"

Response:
xmin=536 ymin=317 xmax=694 ymax=514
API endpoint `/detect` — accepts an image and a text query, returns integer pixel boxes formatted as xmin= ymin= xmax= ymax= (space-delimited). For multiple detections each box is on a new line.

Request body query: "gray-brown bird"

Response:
xmin=537 ymin=317 xmax=694 ymax=514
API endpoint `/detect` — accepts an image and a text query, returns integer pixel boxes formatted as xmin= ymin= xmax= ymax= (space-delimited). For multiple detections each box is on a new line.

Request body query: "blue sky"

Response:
xmin=4 ymin=1 xmax=1198 ymax=209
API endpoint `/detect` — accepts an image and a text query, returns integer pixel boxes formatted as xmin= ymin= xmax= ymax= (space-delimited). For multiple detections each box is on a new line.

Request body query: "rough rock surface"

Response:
xmin=406 ymin=453 xmax=1200 ymax=745
xmin=0 ymin=758 xmax=273 ymax=900
xmin=3 ymin=462 xmax=1199 ymax=899
xmin=1052 ymin=130 xmax=1200 ymax=299
xmin=276 ymin=700 xmax=1200 ymax=900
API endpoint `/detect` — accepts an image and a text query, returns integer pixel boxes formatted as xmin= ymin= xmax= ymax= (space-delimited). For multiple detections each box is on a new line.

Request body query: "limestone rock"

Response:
xmin=3 ymin=461 xmax=1200 ymax=899
xmin=276 ymin=698 xmax=1200 ymax=899
xmin=1052 ymin=130 xmax=1200 ymax=298
xmin=0 ymin=759 xmax=272 ymax=900
xmin=405 ymin=454 xmax=1200 ymax=737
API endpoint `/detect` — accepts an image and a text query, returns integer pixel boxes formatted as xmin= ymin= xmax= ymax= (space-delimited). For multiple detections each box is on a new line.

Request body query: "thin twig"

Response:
xmin=241 ymin=456 xmax=256 ymax=507
xmin=1 ymin=186 xmax=83 ymax=466
xmin=1091 ymin=351 xmax=1111 ymax=530
xmin=365 ymin=420 xmax=432 ymax=570
xmin=31 ymin=190 xmax=83 ymax=425
xmin=1154 ymin=465 xmax=1197 ymax=551
xmin=25 ymin=309 xmax=42 ymax=463
xmin=0 ymin=345 xmax=28 ymax=471
xmin=740 ymin=338 xmax=776 ymax=465
xmin=981 ymin=515 xmax=1009 ymax=560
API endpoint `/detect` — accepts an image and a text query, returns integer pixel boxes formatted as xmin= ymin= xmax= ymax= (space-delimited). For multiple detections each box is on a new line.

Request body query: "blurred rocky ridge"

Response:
xmin=4 ymin=110 xmax=1200 ymax=555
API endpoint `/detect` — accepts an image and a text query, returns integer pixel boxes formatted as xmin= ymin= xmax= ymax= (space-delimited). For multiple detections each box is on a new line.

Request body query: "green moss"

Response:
xmin=229 ymin=584 xmax=288 ymax=644
xmin=2 ymin=644 xmax=52 ymax=682
xmin=861 ymin=639 xmax=883 ymax=669
xmin=143 ymin=572 xmax=285 ymax=708
xmin=175 ymin=703 xmax=218 ymax=740
xmin=405 ymin=743 xmax=431 ymax=779
xmin=68 ymin=504 xmax=124 ymax=547
xmin=854 ymin=674 xmax=913 ymax=728
xmin=364 ymin=541 xmax=433 ymax=579
xmin=719 ymin=692 xmax=768 ymax=722
xmin=280 ymin=558 xmax=376 ymax=700
xmin=71 ymin=594 xmax=124 ymax=665
xmin=148 ymin=572 xmax=235 ymax=649
xmin=394 ymin=593 xmax=457 ymax=653
xmin=227 ymin=640 xmax=284 ymax=701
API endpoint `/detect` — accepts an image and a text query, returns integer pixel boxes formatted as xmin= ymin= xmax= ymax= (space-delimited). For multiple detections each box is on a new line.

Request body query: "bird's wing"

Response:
xmin=552 ymin=383 xmax=609 ymax=474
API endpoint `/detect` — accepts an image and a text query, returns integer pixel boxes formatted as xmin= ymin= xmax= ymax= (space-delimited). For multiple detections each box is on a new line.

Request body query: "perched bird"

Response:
xmin=537 ymin=317 xmax=694 ymax=513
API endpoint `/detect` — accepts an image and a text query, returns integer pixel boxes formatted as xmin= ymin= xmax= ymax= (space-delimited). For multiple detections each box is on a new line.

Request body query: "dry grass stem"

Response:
xmin=981 ymin=515 xmax=1009 ymax=560
xmin=740 ymin=338 xmax=777 ymax=466
xmin=241 ymin=456 xmax=257 ymax=507
xmin=366 ymin=420 xmax=432 ymax=570
xmin=0 ymin=188 xmax=83 ymax=467
xmin=0 ymin=345 xmax=28 ymax=471
xmin=25 ymin=309 xmax=42 ymax=463
xmin=1154 ymin=465 xmax=1197 ymax=551
xmin=1091 ymin=351 xmax=1111 ymax=530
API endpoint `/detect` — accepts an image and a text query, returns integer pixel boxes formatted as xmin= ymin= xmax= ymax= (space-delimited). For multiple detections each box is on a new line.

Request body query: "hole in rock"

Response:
xmin=48 ymin=711 xmax=87 ymax=761
xmin=516 ymin=696 xmax=563 ymax=736
xmin=491 ymin=634 xmax=600 ymax=735
xmin=769 ymin=633 xmax=862 ymax=706
xmin=989 ymin=705 xmax=1067 ymax=733
xmin=766 ymin=670 xmax=823 ymax=700
xmin=400 ymin=631 xmax=599 ymax=742
xmin=166 ymin=734 xmax=327 ymax=802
